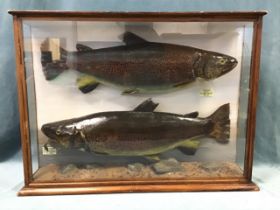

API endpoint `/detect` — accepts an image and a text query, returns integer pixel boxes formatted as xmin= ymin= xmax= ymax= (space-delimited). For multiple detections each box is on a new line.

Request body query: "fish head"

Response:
xmin=202 ymin=53 xmax=238 ymax=80
xmin=41 ymin=122 xmax=81 ymax=150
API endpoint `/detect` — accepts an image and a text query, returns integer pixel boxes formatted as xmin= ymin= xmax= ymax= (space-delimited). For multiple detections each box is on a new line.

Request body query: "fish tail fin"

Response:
xmin=59 ymin=46 xmax=68 ymax=62
xmin=207 ymin=103 xmax=230 ymax=143
xmin=41 ymin=39 xmax=69 ymax=80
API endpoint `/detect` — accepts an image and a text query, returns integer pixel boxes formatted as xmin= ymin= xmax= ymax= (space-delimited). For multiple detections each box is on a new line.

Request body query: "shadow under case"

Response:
xmin=9 ymin=11 xmax=266 ymax=195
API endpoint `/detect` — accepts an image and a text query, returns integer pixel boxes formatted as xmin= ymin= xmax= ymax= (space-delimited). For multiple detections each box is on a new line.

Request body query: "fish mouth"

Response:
xmin=221 ymin=58 xmax=238 ymax=75
xmin=229 ymin=58 xmax=238 ymax=69
xmin=41 ymin=124 xmax=58 ymax=139
xmin=41 ymin=124 xmax=52 ymax=136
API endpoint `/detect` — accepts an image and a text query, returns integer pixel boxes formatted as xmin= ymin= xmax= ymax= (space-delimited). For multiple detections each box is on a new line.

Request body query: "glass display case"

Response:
xmin=9 ymin=11 xmax=266 ymax=195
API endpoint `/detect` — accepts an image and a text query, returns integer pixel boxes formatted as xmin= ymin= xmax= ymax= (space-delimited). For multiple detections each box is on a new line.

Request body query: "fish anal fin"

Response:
xmin=177 ymin=139 xmax=200 ymax=156
xmin=77 ymin=75 xmax=99 ymax=94
xmin=123 ymin=32 xmax=148 ymax=45
xmin=76 ymin=44 xmax=94 ymax=52
xmin=184 ymin=111 xmax=199 ymax=118
xmin=133 ymin=98 xmax=159 ymax=112
xmin=145 ymin=155 xmax=160 ymax=162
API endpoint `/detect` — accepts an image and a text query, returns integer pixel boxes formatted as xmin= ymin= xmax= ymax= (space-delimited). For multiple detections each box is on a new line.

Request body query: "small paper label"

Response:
xmin=42 ymin=145 xmax=57 ymax=155
xmin=200 ymin=88 xmax=214 ymax=97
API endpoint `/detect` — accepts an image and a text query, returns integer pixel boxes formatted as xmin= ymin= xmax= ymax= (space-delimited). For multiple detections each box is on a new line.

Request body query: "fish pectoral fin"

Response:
xmin=122 ymin=88 xmax=139 ymax=95
xmin=177 ymin=139 xmax=200 ymax=155
xmin=122 ymin=32 xmax=148 ymax=45
xmin=133 ymin=98 xmax=159 ymax=112
xmin=76 ymin=75 xmax=99 ymax=94
xmin=76 ymin=44 xmax=94 ymax=52
xmin=184 ymin=111 xmax=199 ymax=118
xmin=145 ymin=155 xmax=161 ymax=162
xmin=43 ymin=143 xmax=49 ymax=152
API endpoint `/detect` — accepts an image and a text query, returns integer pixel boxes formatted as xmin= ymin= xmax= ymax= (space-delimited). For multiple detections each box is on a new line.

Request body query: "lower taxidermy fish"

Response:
xmin=41 ymin=32 xmax=237 ymax=94
xmin=42 ymin=99 xmax=230 ymax=157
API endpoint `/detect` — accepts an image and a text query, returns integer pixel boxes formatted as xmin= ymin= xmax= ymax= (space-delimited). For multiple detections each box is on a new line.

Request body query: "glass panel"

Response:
xmin=22 ymin=20 xmax=253 ymax=181
xmin=22 ymin=23 xmax=39 ymax=174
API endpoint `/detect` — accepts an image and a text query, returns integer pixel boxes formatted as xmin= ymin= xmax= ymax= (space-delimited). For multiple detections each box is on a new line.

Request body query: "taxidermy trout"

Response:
xmin=41 ymin=32 xmax=238 ymax=94
xmin=42 ymin=99 xmax=230 ymax=156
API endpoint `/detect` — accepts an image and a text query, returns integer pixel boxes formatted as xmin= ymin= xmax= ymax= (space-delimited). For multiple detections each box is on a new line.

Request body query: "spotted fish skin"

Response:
xmin=41 ymin=32 xmax=238 ymax=93
xmin=73 ymin=43 xmax=197 ymax=88
xmin=76 ymin=111 xmax=211 ymax=156
xmin=41 ymin=100 xmax=230 ymax=156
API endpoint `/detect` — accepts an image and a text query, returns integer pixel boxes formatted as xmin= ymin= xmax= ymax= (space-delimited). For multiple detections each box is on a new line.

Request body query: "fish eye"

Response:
xmin=56 ymin=126 xmax=63 ymax=135
xmin=218 ymin=58 xmax=226 ymax=65
xmin=56 ymin=129 xmax=62 ymax=135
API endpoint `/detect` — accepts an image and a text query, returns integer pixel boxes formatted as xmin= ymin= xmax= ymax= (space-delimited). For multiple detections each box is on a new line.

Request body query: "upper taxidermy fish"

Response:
xmin=42 ymin=99 xmax=230 ymax=157
xmin=41 ymin=32 xmax=238 ymax=94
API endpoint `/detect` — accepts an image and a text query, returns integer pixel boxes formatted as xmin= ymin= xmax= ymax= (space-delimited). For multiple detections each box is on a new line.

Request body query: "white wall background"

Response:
xmin=24 ymin=20 xmax=249 ymax=162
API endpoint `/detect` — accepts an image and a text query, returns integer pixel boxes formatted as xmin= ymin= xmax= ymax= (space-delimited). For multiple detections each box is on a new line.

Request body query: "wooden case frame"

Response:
xmin=9 ymin=10 xmax=266 ymax=196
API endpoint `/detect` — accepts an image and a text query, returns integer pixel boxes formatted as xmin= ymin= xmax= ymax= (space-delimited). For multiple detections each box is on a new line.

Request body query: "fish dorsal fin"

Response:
xmin=123 ymin=32 xmax=148 ymax=45
xmin=76 ymin=44 xmax=94 ymax=52
xmin=133 ymin=98 xmax=159 ymax=112
xmin=184 ymin=112 xmax=199 ymax=118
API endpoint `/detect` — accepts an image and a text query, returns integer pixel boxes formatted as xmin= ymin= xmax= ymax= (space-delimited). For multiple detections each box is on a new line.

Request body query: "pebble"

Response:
xmin=85 ymin=163 xmax=101 ymax=169
xmin=200 ymin=162 xmax=222 ymax=171
xmin=128 ymin=163 xmax=144 ymax=172
xmin=152 ymin=158 xmax=183 ymax=174
xmin=60 ymin=164 xmax=77 ymax=174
